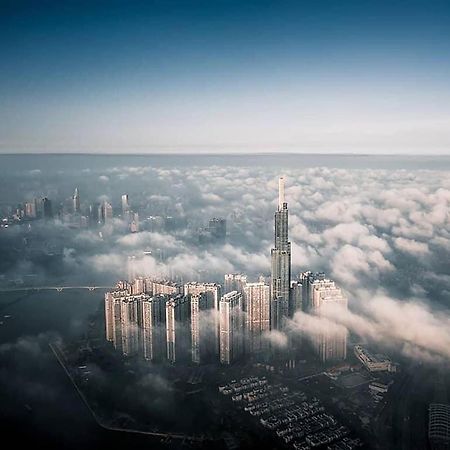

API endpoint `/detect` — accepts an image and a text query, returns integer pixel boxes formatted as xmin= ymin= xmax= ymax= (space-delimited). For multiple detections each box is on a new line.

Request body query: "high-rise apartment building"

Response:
xmin=310 ymin=279 xmax=348 ymax=362
xmin=120 ymin=296 xmax=140 ymax=356
xmin=243 ymin=282 xmax=270 ymax=353
xmin=166 ymin=295 xmax=191 ymax=363
xmin=290 ymin=280 xmax=303 ymax=316
xmin=270 ymin=177 xmax=291 ymax=330
xmin=152 ymin=279 xmax=182 ymax=296
xmin=184 ymin=282 xmax=221 ymax=354
xmin=190 ymin=292 xmax=216 ymax=363
xmin=219 ymin=291 xmax=243 ymax=364
xmin=299 ymin=271 xmax=325 ymax=312
xmin=132 ymin=276 xmax=146 ymax=295
xmin=224 ymin=273 xmax=247 ymax=295
xmin=141 ymin=295 xmax=166 ymax=361
xmin=105 ymin=291 xmax=151 ymax=357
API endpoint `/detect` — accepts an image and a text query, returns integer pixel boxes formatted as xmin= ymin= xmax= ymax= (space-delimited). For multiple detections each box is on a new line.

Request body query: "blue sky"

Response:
xmin=1 ymin=0 xmax=450 ymax=153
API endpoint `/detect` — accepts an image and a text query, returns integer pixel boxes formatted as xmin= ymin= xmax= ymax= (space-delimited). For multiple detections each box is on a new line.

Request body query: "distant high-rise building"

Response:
xmin=97 ymin=200 xmax=113 ymax=225
xmin=97 ymin=203 xmax=103 ymax=224
xmin=243 ymin=282 xmax=270 ymax=353
xmin=24 ymin=201 xmax=37 ymax=218
xmin=219 ymin=291 xmax=243 ymax=364
xmin=224 ymin=273 xmax=247 ymax=295
xmin=270 ymin=177 xmax=291 ymax=330
xmin=89 ymin=203 xmax=99 ymax=226
xmin=290 ymin=280 xmax=303 ymax=316
xmin=166 ymin=295 xmax=191 ymax=363
xmin=42 ymin=197 xmax=53 ymax=219
xmin=310 ymin=279 xmax=348 ymax=362
xmin=121 ymin=194 xmax=130 ymax=216
xmin=73 ymin=188 xmax=80 ymax=214
xmin=103 ymin=201 xmax=113 ymax=224
xmin=130 ymin=212 xmax=139 ymax=233
xmin=208 ymin=218 xmax=226 ymax=241
xmin=141 ymin=295 xmax=166 ymax=361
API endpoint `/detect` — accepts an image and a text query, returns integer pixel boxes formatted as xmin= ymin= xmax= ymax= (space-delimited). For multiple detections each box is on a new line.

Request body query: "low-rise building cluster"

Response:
xmin=219 ymin=377 xmax=363 ymax=450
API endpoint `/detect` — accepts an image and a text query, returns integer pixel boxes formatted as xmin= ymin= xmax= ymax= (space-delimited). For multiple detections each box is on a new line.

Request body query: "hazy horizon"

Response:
xmin=1 ymin=149 xmax=450 ymax=156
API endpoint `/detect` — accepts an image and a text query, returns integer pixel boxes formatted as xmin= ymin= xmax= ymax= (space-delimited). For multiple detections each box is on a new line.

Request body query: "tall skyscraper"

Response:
xmin=103 ymin=201 xmax=113 ymax=224
xmin=310 ymin=279 xmax=348 ymax=362
xmin=121 ymin=193 xmax=130 ymax=215
xmin=219 ymin=291 xmax=243 ymax=365
xmin=42 ymin=197 xmax=53 ymax=219
xmin=270 ymin=177 xmax=291 ymax=330
xmin=73 ymin=187 xmax=80 ymax=214
xmin=243 ymin=282 xmax=270 ymax=353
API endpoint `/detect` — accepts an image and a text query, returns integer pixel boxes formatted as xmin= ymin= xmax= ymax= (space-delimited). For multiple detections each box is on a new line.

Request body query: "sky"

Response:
xmin=1 ymin=0 xmax=450 ymax=154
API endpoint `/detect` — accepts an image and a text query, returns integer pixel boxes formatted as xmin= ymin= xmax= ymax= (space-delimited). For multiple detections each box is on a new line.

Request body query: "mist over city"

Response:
xmin=1 ymin=154 xmax=449 ymax=449
xmin=2 ymin=1 xmax=450 ymax=449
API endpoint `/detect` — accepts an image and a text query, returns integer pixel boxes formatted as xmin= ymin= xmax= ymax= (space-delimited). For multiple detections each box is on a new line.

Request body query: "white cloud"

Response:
xmin=393 ymin=237 xmax=430 ymax=255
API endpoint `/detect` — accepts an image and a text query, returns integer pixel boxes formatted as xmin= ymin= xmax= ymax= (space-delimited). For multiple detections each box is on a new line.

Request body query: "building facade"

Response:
xmin=141 ymin=295 xmax=166 ymax=361
xmin=243 ymin=282 xmax=270 ymax=353
xmin=224 ymin=273 xmax=247 ymax=295
xmin=166 ymin=294 xmax=191 ymax=363
xmin=310 ymin=279 xmax=348 ymax=362
xmin=184 ymin=282 xmax=222 ymax=354
xmin=219 ymin=291 xmax=243 ymax=364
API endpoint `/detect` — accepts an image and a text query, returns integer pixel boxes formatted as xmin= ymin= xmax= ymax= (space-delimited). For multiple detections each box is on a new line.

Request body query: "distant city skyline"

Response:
xmin=1 ymin=0 xmax=450 ymax=154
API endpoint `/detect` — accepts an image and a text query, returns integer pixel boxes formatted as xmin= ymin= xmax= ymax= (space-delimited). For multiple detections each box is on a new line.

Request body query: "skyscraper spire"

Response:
xmin=278 ymin=176 xmax=285 ymax=210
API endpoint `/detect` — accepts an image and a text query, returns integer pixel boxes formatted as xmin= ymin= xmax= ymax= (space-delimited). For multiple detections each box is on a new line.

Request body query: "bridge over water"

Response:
xmin=0 ymin=286 xmax=113 ymax=293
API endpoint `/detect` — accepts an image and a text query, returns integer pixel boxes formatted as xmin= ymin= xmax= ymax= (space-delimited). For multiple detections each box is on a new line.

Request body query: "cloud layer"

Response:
xmin=1 ymin=161 xmax=450 ymax=362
